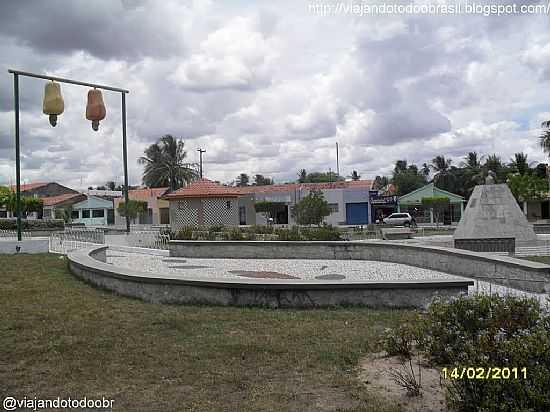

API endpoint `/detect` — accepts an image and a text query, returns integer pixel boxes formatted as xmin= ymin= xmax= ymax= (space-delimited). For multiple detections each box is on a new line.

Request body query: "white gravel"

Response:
xmin=107 ymin=250 xmax=464 ymax=281
xmin=106 ymin=250 xmax=550 ymax=305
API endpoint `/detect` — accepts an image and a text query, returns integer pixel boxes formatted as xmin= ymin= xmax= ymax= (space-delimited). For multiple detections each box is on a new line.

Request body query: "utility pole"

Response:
xmin=197 ymin=148 xmax=206 ymax=178
xmin=336 ymin=142 xmax=340 ymax=178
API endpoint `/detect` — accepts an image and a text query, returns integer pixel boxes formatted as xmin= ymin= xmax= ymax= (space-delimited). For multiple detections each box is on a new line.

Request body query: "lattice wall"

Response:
xmin=170 ymin=200 xmax=199 ymax=229
xmin=203 ymin=198 xmax=237 ymax=225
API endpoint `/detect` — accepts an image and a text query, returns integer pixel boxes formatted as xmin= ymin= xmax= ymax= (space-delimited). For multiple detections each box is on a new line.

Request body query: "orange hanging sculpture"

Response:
xmin=42 ymin=81 xmax=64 ymax=127
xmin=86 ymin=88 xmax=106 ymax=131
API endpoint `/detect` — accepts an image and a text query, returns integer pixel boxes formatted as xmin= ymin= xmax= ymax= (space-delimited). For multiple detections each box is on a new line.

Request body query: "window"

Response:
xmin=92 ymin=209 xmax=105 ymax=218
xmin=328 ymin=203 xmax=339 ymax=213
xmin=226 ymin=201 xmax=231 ymax=210
xmin=82 ymin=210 xmax=90 ymax=219
xmin=43 ymin=209 xmax=51 ymax=219
xmin=71 ymin=210 xmax=79 ymax=219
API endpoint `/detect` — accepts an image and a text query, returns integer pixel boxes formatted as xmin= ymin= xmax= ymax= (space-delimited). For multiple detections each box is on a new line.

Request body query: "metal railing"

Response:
xmin=0 ymin=229 xmax=31 ymax=238
xmin=49 ymin=228 xmax=104 ymax=254
xmin=125 ymin=231 xmax=170 ymax=250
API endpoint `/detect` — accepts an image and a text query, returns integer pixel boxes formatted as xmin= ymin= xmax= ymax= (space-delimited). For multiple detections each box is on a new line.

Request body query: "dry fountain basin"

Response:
xmin=67 ymin=241 xmax=550 ymax=308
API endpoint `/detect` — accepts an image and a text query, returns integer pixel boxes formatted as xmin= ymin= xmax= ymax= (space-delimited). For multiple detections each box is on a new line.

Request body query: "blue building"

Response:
xmin=71 ymin=196 xmax=114 ymax=226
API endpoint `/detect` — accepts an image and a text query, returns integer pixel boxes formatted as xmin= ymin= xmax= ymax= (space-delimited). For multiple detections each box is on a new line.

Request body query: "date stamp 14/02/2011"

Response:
xmin=441 ymin=367 xmax=527 ymax=380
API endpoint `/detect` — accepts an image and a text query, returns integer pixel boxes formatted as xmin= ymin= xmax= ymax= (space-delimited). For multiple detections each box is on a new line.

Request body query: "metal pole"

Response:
xmin=336 ymin=142 xmax=339 ymax=178
xmin=122 ymin=93 xmax=130 ymax=233
xmin=13 ymin=74 xmax=21 ymax=241
xmin=8 ymin=69 xmax=129 ymax=94
xmin=197 ymin=148 xmax=206 ymax=178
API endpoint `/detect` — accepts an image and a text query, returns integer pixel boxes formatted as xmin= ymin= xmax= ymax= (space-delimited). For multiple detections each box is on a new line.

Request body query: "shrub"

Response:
xmin=421 ymin=294 xmax=542 ymax=365
xmin=175 ymin=226 xmax=195 ymax=240
xmin=390 ymin=294 xmax=550 ymax=412
xmin=226 ymin=227 xmax=244 ymax=240
xmin=274 ymin=226 xmax=302 ymax=241
xmin=301 ymin=225 xmax=342 ymax=241
xmin=245 ymin=225 xmax=274 ymax=234
xmin=0 ymin=218 xmax=64 ymax=231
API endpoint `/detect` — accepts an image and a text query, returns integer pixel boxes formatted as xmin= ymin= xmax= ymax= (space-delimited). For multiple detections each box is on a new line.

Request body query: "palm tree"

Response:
xmin=485 ymin=154 xmax=502 ymax=174
xmin=462 ymin=152 xmax=482 ymax=169
xmin=508 ymin=152 xmax=531 ymax=176
xmin=421 ymin=163 xmax=430 ymax=177
xmin=539 ymin=121 xmax=550 ymax=158
xmin=462 ymin=152 xmax=484 ymax=188
xmin=297 ymin=169 xmax=307 ymax=183
xmin=138 ymin=135 xmax=198 ymax=191
xmin=431 ymin=155 xmax=453 ymax=189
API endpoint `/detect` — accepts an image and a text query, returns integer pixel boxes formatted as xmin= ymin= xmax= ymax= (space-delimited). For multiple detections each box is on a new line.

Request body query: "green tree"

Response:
xmin=254 ymin=201 xmax=287 ymax=222
xmin=105 ymin=181 xmax=116 ymax=191
xmin=253 ymin=174 xmax=273 ymax=186
xmin=507 ymin=174 xmax=547 ymax=202
xmin=508 ymin=152 xmax=531 ymax=176
xmin=372 ymin=175 xmax=389 ymax=190
xmin=421 ymin=196 xmax=450 ymax=227
xmin=302 ymin=171 xmax=344 ymax=183
xmin=55 ymin=205 xmax=73 ymax=223
xmin=431 ymin=155 xmax=455 ymax=192
xmin=392 ymin=161 xmax=427 ymax=196
xmin=461 ymin=151 xmax=484 ymax=192
xmin=350 ymin=170 xmax=360 ymax=181
xmin=0 ymin=186 xmax=12 ymax=210
xmin=236 ymin=173 xmax=250 ymax=187
xmin=539 ymin=120 xmax=550 ymax=158
xmin=291 ymin=189 xmax=330 ymax=226
xmin=297 ymin=169 xmax=307 ymax=183
xmin=23 ymin=197 xmax=43 ymax=216
xmin=117 ymin=200 xmax=148 ymax=221
xmin=138 ymin=135 xmax=198 ymax=190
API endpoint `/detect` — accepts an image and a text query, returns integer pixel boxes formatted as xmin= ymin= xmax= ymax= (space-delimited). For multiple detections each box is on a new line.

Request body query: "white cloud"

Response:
xmin=1 ymin=1 xmax=550 ymax=188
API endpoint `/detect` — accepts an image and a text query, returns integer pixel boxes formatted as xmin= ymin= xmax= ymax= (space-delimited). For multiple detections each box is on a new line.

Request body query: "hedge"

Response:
xmin=0 ymin=218 xmax=65 ymax=231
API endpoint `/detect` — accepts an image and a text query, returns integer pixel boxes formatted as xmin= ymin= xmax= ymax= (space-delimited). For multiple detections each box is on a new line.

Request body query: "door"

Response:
xmin=542 ymin=201 xmax=550 ymax=220
xmin=239 ymin=206 xmax=246 ymax=225
xmin=107 ymin=209 xmax=115 ymax=225
xmin=346 ymin=203 xmax=369 ymax=225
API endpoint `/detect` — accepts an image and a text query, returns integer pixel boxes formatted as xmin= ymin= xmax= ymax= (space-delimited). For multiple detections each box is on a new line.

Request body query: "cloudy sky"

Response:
xmin=1 ymin=0 xmax=550 ymax=189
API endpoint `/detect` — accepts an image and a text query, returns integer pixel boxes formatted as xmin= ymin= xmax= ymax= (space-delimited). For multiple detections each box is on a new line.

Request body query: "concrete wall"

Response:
xmin=169 ymin=197 xmax=239 ymax=231
xmin=67 ymin=246 xmax=472 ymax=308
xmin=169 ymin=240 xmax=550 ymax=293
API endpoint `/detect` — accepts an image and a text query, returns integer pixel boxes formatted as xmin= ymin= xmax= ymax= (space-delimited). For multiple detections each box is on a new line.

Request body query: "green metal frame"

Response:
xmin=8 ymin=69 xmax=131 ymax=240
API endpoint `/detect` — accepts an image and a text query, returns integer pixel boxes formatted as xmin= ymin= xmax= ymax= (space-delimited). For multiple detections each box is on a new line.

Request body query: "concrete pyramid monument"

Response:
xmin=453 ymin=183 xmax=537 ymax=242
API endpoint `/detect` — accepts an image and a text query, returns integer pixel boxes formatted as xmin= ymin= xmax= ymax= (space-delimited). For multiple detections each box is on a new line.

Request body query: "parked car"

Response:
xmin=382 ymin=212 xmax=415 ymax=226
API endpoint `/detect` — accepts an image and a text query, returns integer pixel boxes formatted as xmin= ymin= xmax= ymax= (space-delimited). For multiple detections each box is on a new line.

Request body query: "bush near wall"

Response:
xmin=172 ymin=225 xmax=343 ymax=241
xmin=381 ymin=294 xmax=550 ymax=412
xmin=0 ymin=218 xmax=65 ymax=231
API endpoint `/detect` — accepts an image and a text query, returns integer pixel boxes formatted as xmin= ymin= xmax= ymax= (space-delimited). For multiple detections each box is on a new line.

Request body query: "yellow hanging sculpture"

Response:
xmin=86 ymin=88 xmax=106 ymax=131
xmin=42 ymin=81 xmax=64 ymax=127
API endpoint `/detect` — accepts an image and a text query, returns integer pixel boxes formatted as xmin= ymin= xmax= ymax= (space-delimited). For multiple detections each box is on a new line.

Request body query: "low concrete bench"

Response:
xmin=454 ymin=237 xmax=515 ymax=254
xmin=381 ymin=228 xmax=413 ymax=240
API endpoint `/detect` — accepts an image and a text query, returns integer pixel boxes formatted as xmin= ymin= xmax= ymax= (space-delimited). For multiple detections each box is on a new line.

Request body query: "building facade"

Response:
xmin=71 ymin=196 xmax=114 ymax=226
xmin=234 ymin=180 xmax=374 ymax=226
xmin=398 ymin=183 xmax=465 ymax=225
xmin=165 ymin=179 xmax=240 ymax=230
xmin=114 ymin=187 xmax=170 ymax=226
xmin=42 ymin=193 xmax=87 ymax=219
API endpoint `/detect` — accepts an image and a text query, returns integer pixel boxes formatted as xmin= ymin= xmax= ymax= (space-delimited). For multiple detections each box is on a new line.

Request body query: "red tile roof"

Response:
xmin=165 ymin=179 xmax=241 ymax=198
xmin=233 ymin=180 xmax=373 ymax=194
xmin=127 ymin=187 xmax=169 ymax=201
xmin=41 ymin=193 xmax=84 ymax=206
xmin=10 ymin=182 xmax=49 ymax=192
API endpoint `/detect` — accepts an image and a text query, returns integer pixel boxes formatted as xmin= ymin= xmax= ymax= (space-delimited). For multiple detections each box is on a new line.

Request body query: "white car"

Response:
xmin=382 ymin=213 xmax=415 ymax=226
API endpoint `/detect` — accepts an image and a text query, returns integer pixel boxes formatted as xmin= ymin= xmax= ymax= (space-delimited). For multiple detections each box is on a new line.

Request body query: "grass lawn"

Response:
xmin=521 ymin=255 xmax=550 ymax=264
xmin=1 ymin=254 xmax=414 ymax=412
